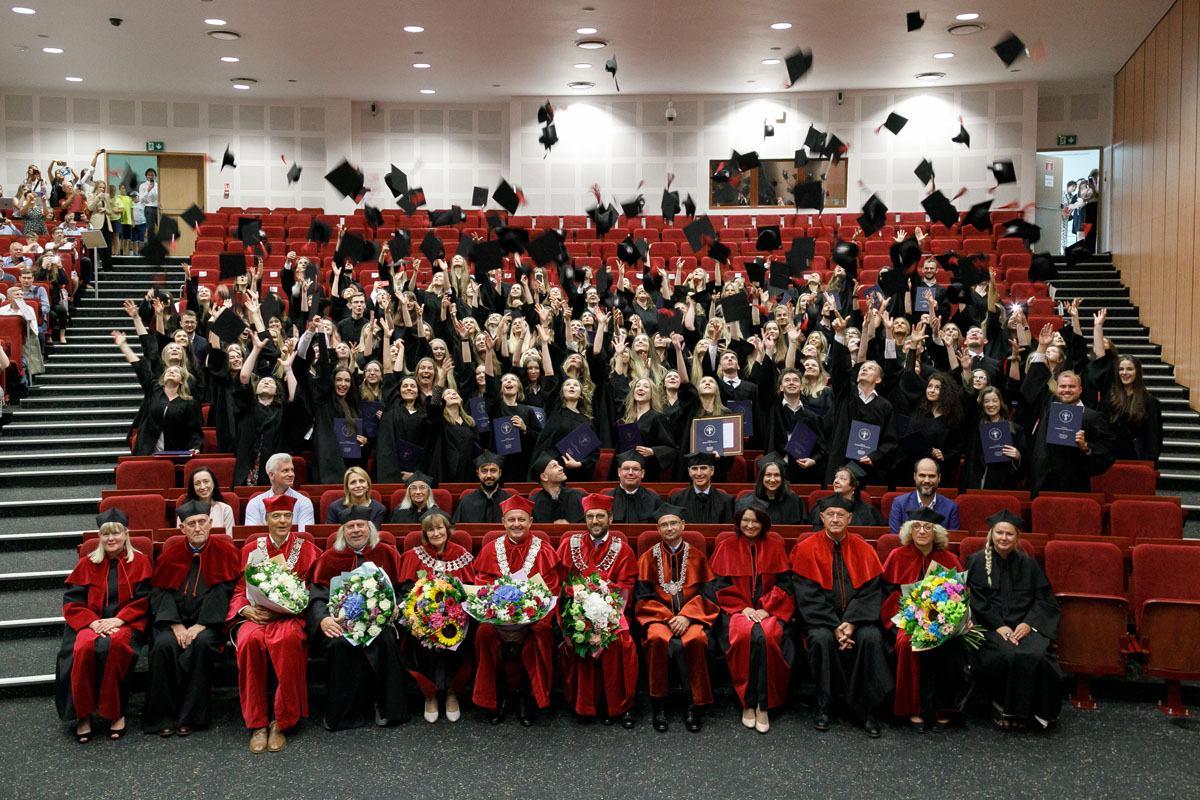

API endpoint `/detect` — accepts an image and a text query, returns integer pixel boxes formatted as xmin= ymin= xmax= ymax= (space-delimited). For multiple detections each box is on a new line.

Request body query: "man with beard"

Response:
xmin=451 ymin=451 xmax=512 ymax=524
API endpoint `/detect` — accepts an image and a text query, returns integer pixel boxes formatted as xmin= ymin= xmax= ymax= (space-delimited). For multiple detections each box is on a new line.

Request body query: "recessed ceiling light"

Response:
xmin=231 ymin=77 xmax=257 ymax=86
xmin=65 ymin=76 xmax=82 ymax=82
xmin=568 ymin=81 xmax=595 ymax=89
xmin=933 ymin=52 xmax=955 ymax=59
xmin=403 ymin=25 xmax=424 ymax=33
xmin=412 ymin=62 xmax=430 ymax=68
xmin=207 ymin=30 xmax=240 ymax=41
xmin=42 ymin=46 xmax=61 ymax=53
xmin=204 ymin=18 xmax=226 ymax=25
xmin=575 ymin=39 xmax=607 ymax=49
xmin=419 ymin=89 xmax=436 ymax=94
xmin=12 ymin=7 xmax=35 ymax=14
xmin=220 ymin=56 xmax=239 ymax=62
xmin=947 ymin=23 xmax=984 ymax=35
xmin=915 ymin=72 xmax=945 ymax=81
xmin=573 ymin=62 xmax=592 ymax=68
xmin=756 ymin=87 xmax=772 ymax=93
xmin=955 ymin=12 xmax=980 ymax=20
xmin=770 ymin=22 xmax=792 ymax=30
xmin=761 ymin=58 xmax=781 ymax=65
xmin=232 ymin=84 xmax=250 ymax=90
xmin=576 ymin=26 xmax=598 ymax=34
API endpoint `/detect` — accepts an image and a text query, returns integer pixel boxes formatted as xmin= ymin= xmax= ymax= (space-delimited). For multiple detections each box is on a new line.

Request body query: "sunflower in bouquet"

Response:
xmin=893 ymin=564 xmax=985 ymax=652
xmin=401 ymin=570 xmax=470 ymax=650
xmin=561 ymin=572 xmax=623 ymax=658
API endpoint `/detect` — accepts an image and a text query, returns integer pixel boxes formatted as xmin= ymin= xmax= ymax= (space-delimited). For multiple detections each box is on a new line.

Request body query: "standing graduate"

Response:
xmin=55 ymin=510 xmax=152 ymax=743
xmin=310 ymin=511 xmax=409 ymax=731
xmin=790 ymin=496 xmax=893 ymax=737
xmin=603 ymin=450 xmax=665 ymax=524
xmin=635 ymin=505 xmax=720 ymax=733
xmin=668 ymin=451 xmax=735 ymax=525
xmin=611 ymin=377 xmax=679 ymax=482
xmin=710 ymin=500 xmax=796 ymax=734
xmin=965 ymin=511 xmax=1063 ymax=730
xmin=764 ymin=367 xmax=827 ymax=484
xmin=557 ymin=494 xmax=640 ymax=727
xmin=529 ymin=377 xmax=601 ymax=483
xmin=488 ymin=372 xmax=544 ymax=484
xmin=142 ymin=502 xmax=240 ymax=736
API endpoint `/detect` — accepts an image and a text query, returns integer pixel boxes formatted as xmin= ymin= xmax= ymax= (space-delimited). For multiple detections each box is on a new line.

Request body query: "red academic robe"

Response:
xmin=882 ymin=545 xmax=962 ymax=717
xmin=56 ymin=553 xmax=153 ymax=721
xmin=710 ymin=533 xmax=796 ymax=709
xmin=226 ymin=533 xmax=320 ymax=730
xmin=556 ymin=533 xmax=639 ymax=717
xmin=397 ymin=543 xmax=476 ymax=697
xmin=634 ymin=541 xmax=720 ymax=704
xmin=471 ymin=534 xmax=562 ymax=710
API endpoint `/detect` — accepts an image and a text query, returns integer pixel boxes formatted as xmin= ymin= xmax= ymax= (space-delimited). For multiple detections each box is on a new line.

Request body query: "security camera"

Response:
xmin=665 ymin=100 xmax=677 ymax=123
xmin=835 ymin=91 xmax=844 ymax=105
xmin=109 ymin=17 xmax=123 ymax=26
xmin=370 ymin=102 xmax=378 ymax=116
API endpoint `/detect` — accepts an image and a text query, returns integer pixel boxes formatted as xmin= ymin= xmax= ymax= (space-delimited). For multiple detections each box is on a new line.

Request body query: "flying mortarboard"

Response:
xmin=492 ymin=179 xmax=522 ymax=215
xmin=527 ymin=231 xmax=562 ymax=267
xmin=588 ymin=203 xmax=620 ymax=237
xmin=471 ymin=240 xmax=504 ymax=275
xmin=708 ymin=239 xmax=731 ymax=264
xmin=804 ymin=124 xmax=827 ymax=153
xmin=605 ymin=56 xmax=619 ymax=91
xmin=384 ymin=164 xmax=408 ymax=198
xmin=921 ymin=190 xmax=960 ymax=228
xmin=620 ymin=194 xmax=646 ymax=220
xmin=993 ymin=32 xmax=1027 ymax=68
xmin=824 ymin=134 xmax=847 ymax=169
xmin=914 ymin=158 xmax=935 ymax=187
xmin=237 ymin=218 xmax=263 ymax=249
xmin=221 ymin=145 xmax=236 ymax=170
xmin=794 ymin=149 xmax=810 ymax=168
xmin=387 ymin=229 xmax=411 ymax=259
xmin=537 ymin=100 xmax=554 ymax=124
xmin=787 ymin=237 xmax=816 ymax=275
xmin=682 ymin=215 xmax=717 ymax=255
xmin=880 ymin=112 xmax=908 ymax=135
xmin=963 ymin=199 xmax=994 ymax=232
xmin=120 ymin=164 xmax=138 ymax=194
xmin=756 ymin=225 xmax=782 ymax=252
xmin=1002 ymin=219 xmax=1041 ymax=245
xmin=155 ymin=214 xmax=181 ymax=245
xmin=989 ymin=160 xmax=1017 ymax=185
xmin=419 ymin=230 xmax=445 ymax=262
xmin=429 ymin=206 xmax=466 ymax=227
xmin=661 ymin=189 xmax=681 ymax=223
xmin=139 ymin=237 xmax=168 ymax=265
xmin=286 ymin=162 xmax=302 ymax=185
xmin=471 ymin=186 xmax=488 ymax=207
xmin=719 ymin=292 xmax=752 ymax=324
xmin=307 ymin=218 xmax=332 ymax=244
xmin=209 ymin=307 xmax=249 ymax=342
xmin=455 ymin=233 xmax=474 ymax=260
xmin=539 ymin=124 xmax=559 ymax=153
xmin=180 ymin=204 xmax=206 ymax=230
xmin=1028 ymin=251 xmax=1056 ymax=282
xmin=336 ymin=231 xmax=377 ymax=265
xmin=951 ymin=120 xmax=971 ymax=148
xmin=683 ymin=194 xmax=696 ymax=217
xmin=907 ymin=10 xmax=925 ymax=32
xmin=363 ymin=204 xmax=384 ymax=230
xmin=325 ymin=159 xmax=366 ymax=201
xmin=856 ymin=194 xmax=889 ymax=238
xmin=832 ymin=239 xmax=859 ymax=275
xmin=736 ymin=150 xmax=761 ymax=172
xmin=785 ymin=47 xmax=813 ymax=86
xmin=793 ymin=180 xmax=826 ymax=213
xmin=878 ymin=267 xmax=910 ymax=298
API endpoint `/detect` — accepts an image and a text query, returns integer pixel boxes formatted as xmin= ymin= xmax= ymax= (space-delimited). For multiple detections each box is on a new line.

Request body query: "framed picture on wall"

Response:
xmin=709 ymin=157 xmax=848 ymax=209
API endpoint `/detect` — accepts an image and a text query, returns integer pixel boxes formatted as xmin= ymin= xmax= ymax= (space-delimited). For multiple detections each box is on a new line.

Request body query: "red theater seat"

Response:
xmin=1132 ymin=544 xmax=1200 ymax=715
xmin=99 ymin=494 xmax=168 ymax=531
xmin=1031 ymin=496 xmax=1102 ymax=536
xmin=956 ymin=493 xmax=1022 ymax=534
xmin=115 ymin=459 xmax=176 ymax=491
xmin=1109 ymin=500 xmax=1183 ymax=542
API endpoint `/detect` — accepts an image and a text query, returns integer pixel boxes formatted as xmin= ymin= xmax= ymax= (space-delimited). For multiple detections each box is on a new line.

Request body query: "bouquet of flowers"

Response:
xmin=328 ymin=562 xmax=397 ymax=646
xmin=401 ymin=570 xmax=469 ymax=651
xmin=464 ymin=574 xmax=556 ymax=641
xmin=245 ymin=556 xmax=309 ymax=615
xmin=560 ymin=572 xmax=624 ymax=658
xmin=892 ymin=564 xmax=985 ymax=652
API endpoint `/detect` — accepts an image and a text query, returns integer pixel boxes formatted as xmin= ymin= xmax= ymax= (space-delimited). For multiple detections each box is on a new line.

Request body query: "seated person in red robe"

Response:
xmin=635 ymin=504 xmax=719 ymax=733
xmin=55 ymin=509 xmax=152 ymax=743
xmin=310 ymin=509 xmax=409 ymax=730
xmin=557 ymin=493 xmax=639 ymax=728
xmin=471 ymin=494 xmax=561 ymax=726
xmin=880 ymin=508 xmax=969 ymax=733
xmin=226 ymin=493 xmax=320 ymax=754
xmin=143 ymin=501 xmax=240 ymax=737
xmin=790 ymin=495 xmax=893 ymax=737
xmin=710 ymin=498 xmax=795 ymax=735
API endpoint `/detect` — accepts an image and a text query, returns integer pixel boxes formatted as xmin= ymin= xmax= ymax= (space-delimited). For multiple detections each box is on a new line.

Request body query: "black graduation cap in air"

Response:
xmin=588 ymin=203 xmax=619 ymax=237
xmin=756 ymin=225 xmax=782 ymax=252
xmin=336 ymin=231 xmax=377 ymax=265
xmin=824 ymin=135 xmax=847 ymax=168
xmin=527 ymin=231 xmax=563 ymax=267
xmin=661 ymin=189 xmax=681 ymax=223
xmin=784 ymin=47 xmax=813 ymax=86
xmin=953 ymin=253 xmax=991 ymax=287
xmin=429 ymin=206 xmax=466 ymax=227
xmin=804 ymin=124 xmax=827 ymax=153
xmin=605 ymin=56 xmax=619 ymax=91
xmin=1002 ymin=219 xmax=1041 ymax=245
xmin=768 ymin=258 xmax=791 ymax=291
xmin=180 ymin=204 xmax=206 ymax=230
xmin=907 ymin=10 xmax=925 ymax=32
xmin=363 ymin=204 xmax=384 ymax=231
xmin=744 ymin=256 xmax=766 ymax=285
xmin=951 ymin=121 xmax=971 ymax=148
xmin=537 ymin=100 xmax=554 ymax=125
xmin=656 ymin=308 xmax=683 ymax=337
xmin=683 ymin=194 xmax=696 ymax=218
xmin=763 ymin=121 xmax=775 ymax=138
xmin=736 ymin=151 xmax=761 ymax=172
xmin=794 ymin=149 xmax=809 ymax=168
xmin=793 ymin=180 xmax=825 ymax=213
xmin=209 ymin=307 xmax=249 ymax=343
xmin=878 ymin=267 xmax=910 ymax=298
xmin=719 ymin=293 xmax=752 ymax=325
xmin=384 ymin=164 xmax=408 ymax=198
xmin=221 ymin=145 xmax=236 ymax=170
xmin=963 ymin=200 xmax=994 ymax=232
xmin=455 ymin=233 xmax=475 ymax=260
xmin=993 ymin=32 xmax=1027 ymax=68
xmin=326 ymin=159 xmax=366 ymax=201
xmin=155 ymin=214 xmax=180 ymax=244
xmin=1065 ymin=240 xmax=1092 ymax=267
xmin=399 ymin=188 xmax=426 ymax=214
xmin=616 ymin=235 xmax=644 ymax=266
xmin=496 ymin=226 xmax=529 ymax=255
xmin=681 ymin=215 xmax=717 ymax=255
xmin=856 ymin=194 xmax=889 ymax=238
xmin=471 ymin=240 xmax=504 ymax=277
xmin=237 ymin=218 xmax=264 ymax=249
xmin=471 ymin=186 xmax=488 ymax=207
xmin=139 ymin=237 xmax=168 ymax=265
xmin=787 ymin=237 xmax=816 ymax=276
xmin=708 ymin=240 xmax=731 ymax=264
xmin=989 ymin=160 xmax=1017 ymax=185
xmin=218 ymin=252 xmax=247 ymax=280
xmin=880 ymin=112 xmax=908 ymax=135
xmin=921 ymin=190 xmax=960 ymax=228
xmin=832 ymin=240 xmax=859 ymax=275
xmin=1028 ymin=251 xmax=1057 ymax=282
xmin=894 ymin=238 xmax=923 ymax=271
xmin=711 ymin=158 xmax=734 ymax=184
xmin=120 ymin=165 xmax=138 ymax=195
xmin=914 ymin=158 xmax=935 ymax=186
xmin=419 ymin=231 xmax=445 ymax=262
xmin=286 ymin=162 xmax=302 ymax=185
xmin=539 ymin=124 xmax=559 ymax=153
xmin=620 ymin=195 xmax=646 ymax=219
xmin=492 ymin=179 xmax=521 ymax=215
xmin=387 ymin=229 xmax=411 ymax=259
xmin=307 ymin=218 xmax=332 ymax=244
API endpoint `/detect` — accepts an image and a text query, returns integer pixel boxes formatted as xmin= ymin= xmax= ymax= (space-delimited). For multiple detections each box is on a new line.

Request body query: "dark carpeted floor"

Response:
xmin=3 ymin=687 xmax=1197 ymax=800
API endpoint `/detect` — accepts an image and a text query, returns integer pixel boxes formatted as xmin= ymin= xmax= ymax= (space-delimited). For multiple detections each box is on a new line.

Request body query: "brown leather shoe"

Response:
xmin=267 ymin=721 xmax=286 ymax=752
xmin=249 ymin=727 xmax=268 ymax=754
xmin=176 ymin=726 xmax=192 ymax=737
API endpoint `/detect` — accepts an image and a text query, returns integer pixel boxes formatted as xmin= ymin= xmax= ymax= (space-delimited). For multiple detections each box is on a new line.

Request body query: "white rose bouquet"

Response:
xmin=245 ymin=558 xmax=309 ymax=615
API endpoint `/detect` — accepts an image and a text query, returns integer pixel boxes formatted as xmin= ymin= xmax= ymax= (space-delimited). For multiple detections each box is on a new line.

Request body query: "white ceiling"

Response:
xmin=0 ymin=0 xmax=1174 ymax=102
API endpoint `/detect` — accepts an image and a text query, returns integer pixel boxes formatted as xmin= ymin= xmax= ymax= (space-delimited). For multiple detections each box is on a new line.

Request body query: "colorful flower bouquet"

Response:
xmin=245 ymin=556 xmax=309 ymax=615
xmin=561 ymin=572 xmax=624 ymax=658
xmin=892 ymin=564 xmax=984 ymax=652
xmin=328 ymin=562 xmax=396 ymax=646
xmin=401 ymin=570 xmax=470 ymax=651
xmin=464 ymin=574 xmax=556 ymax=641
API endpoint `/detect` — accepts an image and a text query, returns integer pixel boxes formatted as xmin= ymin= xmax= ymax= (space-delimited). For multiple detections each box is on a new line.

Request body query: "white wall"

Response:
xmin=1036 ymin=79 xmax=1113 ymax=150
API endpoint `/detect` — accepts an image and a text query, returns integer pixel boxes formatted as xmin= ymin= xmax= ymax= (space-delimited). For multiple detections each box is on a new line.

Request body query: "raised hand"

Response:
xmin=122 ymin=298 xmax=138 ymax=318
xmin=1037 ymin=322 xmax=1055 ymax=347
xmin=110 ymin=330 xmax=127 ymax=347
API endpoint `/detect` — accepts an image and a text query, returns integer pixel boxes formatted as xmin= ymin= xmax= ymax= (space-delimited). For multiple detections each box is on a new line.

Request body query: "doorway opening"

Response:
xmin=1035 ymin=148 xmax=1101 ymax=256
xmin=103 ymin=151 xmax=207 ymax=257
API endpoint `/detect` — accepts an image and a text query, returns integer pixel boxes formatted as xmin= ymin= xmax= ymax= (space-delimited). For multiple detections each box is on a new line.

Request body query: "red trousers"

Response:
xmin=72 ymin=627 xmax=136 ymax=720
xmin=235 ymin=618 xmax=309 ymax=729
xmin=560 ymin=630 xmax=638 ymax=717
xmin=472 ymin=618 xmax=555 ymax=710
xmin=643 ymin=622 xmax=713 ymax=705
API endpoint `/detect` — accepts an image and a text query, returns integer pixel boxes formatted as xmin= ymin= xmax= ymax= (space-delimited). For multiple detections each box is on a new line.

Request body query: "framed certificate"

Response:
xmin=690 ymin=414 xmax=744 ymax=456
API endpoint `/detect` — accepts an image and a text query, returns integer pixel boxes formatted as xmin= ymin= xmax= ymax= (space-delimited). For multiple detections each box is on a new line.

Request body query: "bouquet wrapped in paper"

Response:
xmin=245 ymin=556 xmax=309 ymax=615
xmin=561 ymin=572 xmax=624 ymax=658
xmin=328 ymin=562 xmax=397 ymax=646
xmin=401 ymin=570 xmax=469 ymax=651
xmin=464 ymin=574 xmax=556 ymax=641
xmin=892 ymin=563 xmax=984 ymax=652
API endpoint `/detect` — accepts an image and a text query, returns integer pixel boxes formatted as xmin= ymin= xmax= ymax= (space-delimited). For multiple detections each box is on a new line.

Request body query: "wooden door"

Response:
xmin=157 ymin=154 xmax=206 ymax=257
xmin=1035 ymin=155 xmax=1065 ymax=253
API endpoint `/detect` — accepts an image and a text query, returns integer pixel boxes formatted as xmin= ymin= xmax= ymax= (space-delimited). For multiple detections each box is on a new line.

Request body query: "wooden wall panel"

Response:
xmin=1111 ymin=0 xmax=1200 ymax=407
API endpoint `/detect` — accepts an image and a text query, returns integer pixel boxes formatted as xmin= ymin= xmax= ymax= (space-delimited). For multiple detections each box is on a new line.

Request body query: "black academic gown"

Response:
xmin=450 ymin=487 xmax=513 ymax=525
xmin=128 ymin=357 xmax=204 ymax=455
xmin=962 ymin=419 xmax=1029 ymax=490
xmin=668 ymin=486 xmax=735 ymax=526
xmin=425 ymin=400 xmax=482 ymax=486
xmin=809 ymin=495 xmax=886 ymax=530
xmin=1085 ymin=354 xmax=1164 ymax=464
xmin=530 ymin=406 xmax=600 ymax=483
xmin=387 ymin=503 xmax=445 ymax=526
xmin=376 ymin=378 xmax=433 ymax=483
xmin=1022 ymin=362 xmax=1115 ymax=494
xmin=965 ymin=549 xmax=1063 ymax=724
xmin=759 ymin=491 xmax=808 ymax=526
xmin=489 ymin=398 xmax=543 ymax=485
xmin=765 ymin=399 xmax=828 ymax=485
xmin=306 ymin=339 xmax=361 ymax=485
xmin=604 ymin=486 xmax=665 ymax=525
xmin=610 ymin=409 xmax=678 ymax=482
xmin=716 ymin=376 xmax=765 ymax=451
xmin=531 ymin=485 xmax=586 ymax=524
xmin=823 ymin=340 xmax=900 ymax=487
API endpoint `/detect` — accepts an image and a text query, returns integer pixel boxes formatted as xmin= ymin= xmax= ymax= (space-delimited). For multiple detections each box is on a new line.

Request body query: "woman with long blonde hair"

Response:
xmin=615 ymin=377 xmax=677 ymax=481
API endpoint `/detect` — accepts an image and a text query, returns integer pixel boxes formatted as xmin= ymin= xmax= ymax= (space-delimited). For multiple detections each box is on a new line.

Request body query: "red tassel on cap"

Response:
xmin=952 ymin=187 xmax=968 ymax=200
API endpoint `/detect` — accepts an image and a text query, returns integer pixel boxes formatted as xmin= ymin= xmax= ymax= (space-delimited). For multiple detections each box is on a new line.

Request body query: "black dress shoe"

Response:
xmin=621 ymin=710 xmax=636 ymax=729
xmin=864 ymin=715 xmax=882 ymax=738
xmin=489 ymin=696 xmax=509 ymax=725
xmin=908 ymin=719 xmax=926 ymax=734
xmin=685 ymin=705 xmax=703 ymax=732
xmin=813 ymin=712 xmax=831 ymax=732
xmin=518 ymin=694 xmax=535 ymax=727
xmin=652 ymin=702 xmax=669 ymax=733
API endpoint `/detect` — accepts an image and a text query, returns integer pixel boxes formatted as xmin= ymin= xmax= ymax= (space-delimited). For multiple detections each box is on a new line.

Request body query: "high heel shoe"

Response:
xmin=445 ymin=691 xmax=461 ymax=723
xmin=741 ymin=707 xmax=756 ymax=729
xmin=423 ymin=696 xmax=439 ymax=723
xmin=754 ymin=706 xmax=770 ymax=734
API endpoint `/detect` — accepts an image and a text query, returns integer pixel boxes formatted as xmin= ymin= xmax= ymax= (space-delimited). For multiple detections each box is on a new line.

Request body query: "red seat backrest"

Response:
xmin=1044 ymin=540 xmax=1125 ymax=595
xmin=1131 ymin=544 xmax=1200 ymax=627
xmin=875 ymin=532 xmax=902 ymax=561
xmin=1031 ymin=496 xmax=1102 ymax=536
xmin=1109 ymin=500 xmax=1183 ymax=542
xmin=956 ymin=493 xmax=1022 ymax=534
xmin=1091 ymin=464 xmax=1157 ymax=500
xmin=183 ymin=457 xmax=236 ymax=491
xmin=115 ymin=459 xmax=176 ymax=491
xmin=99 ymin=494 xmax=167 ymax=531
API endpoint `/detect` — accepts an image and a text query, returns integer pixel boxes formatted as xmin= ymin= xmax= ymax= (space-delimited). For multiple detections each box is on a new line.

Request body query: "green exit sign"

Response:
xmin=145 ymin=141 xmax=164 ymax=152
xmin=1057 ymin=134 xmax=1077 ymax=146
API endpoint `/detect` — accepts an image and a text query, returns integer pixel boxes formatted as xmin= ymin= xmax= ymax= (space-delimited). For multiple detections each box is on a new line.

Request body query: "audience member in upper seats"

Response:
xmin=752 ymin=454 xmax=808 ymax=525
xmin=965 ymin=510 xmax=1063 ymax=730
xmin=1022 ymin=323 xmax=1115 ymax=494
xmin=31 ymin=255 xmax=71 ymax=344
xmin=810 ymin=462 xmax=886 ymax=529
xmin=243 ymin=453 xmax=315 ymax=529
xmin=139 ymin=167 xmax=159 ymax=239
xmin=765 ymin=366 xmax=827 ymax=484
xmin=179 ymin=467 xmax=237 ymax=529
xmin=128 ymin=191 xmax=146 ymax=252
xmin=604 ymin=449 xmax=666 ymax=524
xmin=1087 ymin=309 xmax=1163 ymax=464
xmin=529 ymin=452 xmax=586 ymax=524
xmin=0 ymin=215 xmax=20 ymax=235
xmin=397 ymin=510 xmax=475 ymax=724
xmin=21 ymin=230 xmax=44 ymax=255
xmin=790 ymin=496 xmax=892 ymax=738
xmin=2 ymin=241 xmax=32 ymax=280
xmin=227 ymin=494 xmax=321 ymax=753
xmin=309 ymin=512 xmax=409 ymax=730
xmin=880 ymin=509 xmax=969 ymax=732
xmin=387 ymin=471 xmax=443 ymax=525
xmin=142 ymin=501 xmax=239 ymax=737
xmin=1 ymin=285 xmax=45 ymax=380
xmin=962 ymin=386 xmax=1027 ymax=489
xmin=86 ymin=181 xmax=118 ymax=272
xmin=669 ymin=451 xmax=734 ymax=525
xmin=15 ymin=183 xmax=50 ymax=236
xmin=112 ymin=324 xmax=202 ymax=456
xmin=451 ymin=451 xmax=512 ymax=525
xmin=16 ymin=268 xmax=51 ymax=352
xmin=113 ymin=184 xmax=132 ymax=256
xmin=530 ymin=376 xmax=600 ymax=484
xmin=325 ymin=466 xmax=387 ymax=526
xmin=55 ymin=509 xmax=152 ymax=743
xmin=710 ymin=499 xmax=795 ymax=735
xmin=888 ymin=458 xmax=961 ymax=534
